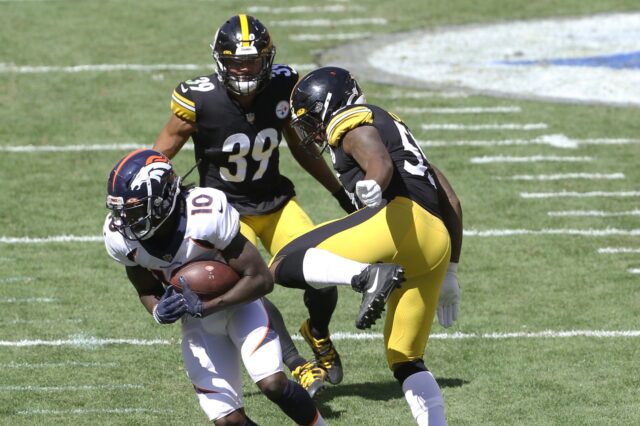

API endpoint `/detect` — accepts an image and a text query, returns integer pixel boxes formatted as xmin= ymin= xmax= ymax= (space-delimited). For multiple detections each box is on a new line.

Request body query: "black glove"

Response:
xmin=152 ymin=285 xmax=187 ymax=324
xmin=332 ymin=187 xmax=359 ymax=214
xmin=179 ymin=276 xmax=204 ymax=318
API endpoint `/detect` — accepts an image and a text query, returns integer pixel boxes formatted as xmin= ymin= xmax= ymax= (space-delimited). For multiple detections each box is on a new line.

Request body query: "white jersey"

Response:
xmin=103 ymin=186 xmax=283 ymax=421
xmin=103 ymin=187 xmax=240 ymax=282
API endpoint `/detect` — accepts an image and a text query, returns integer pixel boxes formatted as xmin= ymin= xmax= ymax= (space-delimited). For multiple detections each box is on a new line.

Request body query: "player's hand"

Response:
xmin=437 ymin=262 xmax=460 ymax=328
xmin=179 ymin=276 xmax=203 ymax=318
xmin=152 ymin=285 xmax=187 ymax=324
xmin=355 ymin=179 xmax=382 ymax=208
xmin=332 ymin=187 xmax=359 ymax=213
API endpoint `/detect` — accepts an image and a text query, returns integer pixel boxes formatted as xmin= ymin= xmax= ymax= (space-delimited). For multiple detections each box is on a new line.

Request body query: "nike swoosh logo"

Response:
xmin=367 ymin=269 xmax=380 ymax=293
xmin=180 ymin=84 xmax=188 ymax=93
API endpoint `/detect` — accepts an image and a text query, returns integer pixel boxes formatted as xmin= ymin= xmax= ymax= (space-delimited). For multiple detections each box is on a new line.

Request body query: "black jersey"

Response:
xmin=170 ymin=65 xmax=298 ymax=215
xmin=325 ymin=104 xmax=442 ymax=217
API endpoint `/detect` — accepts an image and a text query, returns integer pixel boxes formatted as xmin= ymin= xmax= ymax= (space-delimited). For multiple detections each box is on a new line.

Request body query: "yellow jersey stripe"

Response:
xmin=326 ymin=106 xmax=373 ymax=147
xmin=240 ymin=14 xmax=250 ymax=47
xmin=171 ymin=90 xmax=196 ymax=122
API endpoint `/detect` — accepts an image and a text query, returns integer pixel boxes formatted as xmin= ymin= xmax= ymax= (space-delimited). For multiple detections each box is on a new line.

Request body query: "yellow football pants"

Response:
xmin=274 ymin=196 xmax=450 ymax=368
xmin=239 ymin=197 xmax=314 ymax=256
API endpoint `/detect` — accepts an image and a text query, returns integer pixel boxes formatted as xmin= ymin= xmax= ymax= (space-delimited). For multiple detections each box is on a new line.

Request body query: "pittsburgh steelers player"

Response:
xmin=103 ymin=149 xmax=327 ymax=425
xmin=153 ymin=15 xmax=353 ymax=396
xmin=269 ymin=67 xmax=463 ymax=425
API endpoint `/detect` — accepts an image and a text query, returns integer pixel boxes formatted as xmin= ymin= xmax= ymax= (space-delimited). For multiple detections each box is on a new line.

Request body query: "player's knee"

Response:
xmin=392 ymin=359 xmax=427 ymax=385
xmin=256 ymin=371 xmax=288 ymax=401
xmin=272 ymin=250 xmax=310 ymax=290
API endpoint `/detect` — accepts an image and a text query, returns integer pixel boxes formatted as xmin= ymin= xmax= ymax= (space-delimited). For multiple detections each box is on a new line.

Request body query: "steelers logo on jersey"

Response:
xmin=275 ymin=100 xmax=290 ymax=119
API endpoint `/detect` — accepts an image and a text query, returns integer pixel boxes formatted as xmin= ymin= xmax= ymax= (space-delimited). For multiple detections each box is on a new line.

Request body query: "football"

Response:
xmin=169 ymin=259 xmax=240 ymax=300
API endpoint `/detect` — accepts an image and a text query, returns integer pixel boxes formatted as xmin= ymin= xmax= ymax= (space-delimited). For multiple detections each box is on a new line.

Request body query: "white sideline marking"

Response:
xmin=0 ymin=298 xmax=56 ymax=303
xmin=0 ymin=337 xmax=173 ymax=347
xmin=0 ymin=361 xmax=118 ymax=369
xmin=470 ymin=155 xmax=593 ymax=164
xmin=18 ymin=408 xmax=173 ymax=416
xmin=501 ymin=173 xmax=624 ymax=181
xmin=522 ymin=191 xmax=640 ymax=199
xmin=271 ymin=18 xmax=386 ymax=27
xmin=548 ymin=209 xmax=640 ymax=217
xmin=419 ymin=134 xmax=637 ymax=149
xmin=290 ymin=33 xmax=372 ymax=42
xmin=1 ymin=384 xmax=142 ymax=392
xmin=598 ymin=247 xmax=640 ymax=254
xmin=398 ymin=106 xmax=521 ymax=114
xmin=422 ymin=123 xmax=547 ymax=130
xmin=463 ymin=228 xmax=640 ymax=237
xmin=0 ymin=276 xmax=34 ymax=283
xmin=249 ymin=5 xmax=362 ymax=13
xmin=629 ymin=269 xmax=640 ymax=274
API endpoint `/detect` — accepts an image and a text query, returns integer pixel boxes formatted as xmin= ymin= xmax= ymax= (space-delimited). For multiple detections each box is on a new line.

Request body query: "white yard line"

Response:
xmin=629 ymin=269 xmax=640 ymax=274
xmin=598 ymin=247 xmax=640 ymax=254
xmin=17 ymin=408 xmax=172 ymax=416
xmin=270 ymin=18 xmax=386 ymax=27
xmin=548 ymin=209 xmax=640 ymax=217
xmin=3 ymin=331 xmax=640 ymax=348
xmin=463 ymin=228 xmax=640 ymax=237
xmin=0 ymin=276 xmax=34 ymax=283
xmin=422 ymin=123 xmax=547 ymax=130
xmin=501 ymin=173 xmax=624 ymax=181
xmin=0 ymin=236 xmax=103 ymax=243
xmin=0 ymin=361 xmax=118 ymax=368
xmin=377 ymin=91 xmax=469 ymax=99
xmin=522 ymin=191 xmax=640 ymax=199
xmin=398 ymin=106 xmax=521 ymax=114
xmin=0 ymin=384 xmax=142 ymax=392
xmin=0 ymin=298 xmax=56 ymax=303
xmin=290 ymin=33 xmax=372 ymax=41
xmin=249 ymin=5 xmax=362 ymax=13
xmin=470 ymin=155 xmax=592 ymax=164
xmin=419 ymin=135 xmax=638 ymax=149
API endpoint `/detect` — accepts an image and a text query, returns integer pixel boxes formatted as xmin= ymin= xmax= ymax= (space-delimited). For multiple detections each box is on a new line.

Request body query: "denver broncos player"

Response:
xmin=153 ymin=14 xmax=352 ymax=394
xmin=270 ymin=67 xmax=463 ymax=425
xmin=103 ymin=149 xmax=327 ymax=426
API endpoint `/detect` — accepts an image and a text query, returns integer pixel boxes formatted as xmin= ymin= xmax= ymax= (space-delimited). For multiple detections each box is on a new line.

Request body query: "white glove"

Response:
xmin=437 ymin=262 xmax=460 ymax=328
xmin=355 ymin=179 xmax=382 ymax=208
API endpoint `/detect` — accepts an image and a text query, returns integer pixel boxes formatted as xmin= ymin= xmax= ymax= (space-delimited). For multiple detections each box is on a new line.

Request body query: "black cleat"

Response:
xmin=292 ymin=360 xmax=326 ymax=398
xmin=299 ymin=319 xmax=343 ymax=385
xmin=352 ymin=263 xmax=404 ymax=329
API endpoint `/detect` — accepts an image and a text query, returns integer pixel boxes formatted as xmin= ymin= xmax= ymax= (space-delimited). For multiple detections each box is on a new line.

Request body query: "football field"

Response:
xmin=1 ymin=0 xmax=639 ymax=425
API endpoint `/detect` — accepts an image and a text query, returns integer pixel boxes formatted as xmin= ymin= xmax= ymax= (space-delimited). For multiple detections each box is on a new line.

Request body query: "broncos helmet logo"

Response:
xmin=130 ymin=161 xmax=172 ymax=192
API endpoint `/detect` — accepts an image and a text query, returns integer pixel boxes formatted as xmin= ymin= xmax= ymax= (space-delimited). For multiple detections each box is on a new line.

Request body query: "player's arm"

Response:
xmin=124 ymin=265 xmax=187 ymax=324
xmin=342 ymin=125 xmax=394 ymax=208
xmin=284 ymin=124 xmax=357 ymax=213
xmin=198 ymin=233 xmax=274 ymax=316
xmin=430 ymin=164 xmax=462 ymax=263
xmin=153 ymin=114 xmax=197 ymax=159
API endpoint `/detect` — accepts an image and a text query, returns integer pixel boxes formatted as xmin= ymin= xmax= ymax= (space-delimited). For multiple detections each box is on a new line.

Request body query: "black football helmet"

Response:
xmin=290 ymin=66 xmax=365 ymax=153
xmin=211 ymin=14 xmax=276 ymax=96
xmin=106 ymin=149 xmax=181 ymax=241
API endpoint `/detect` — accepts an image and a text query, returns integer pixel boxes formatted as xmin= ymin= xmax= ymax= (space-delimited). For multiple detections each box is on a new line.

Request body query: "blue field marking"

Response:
xmin=498 ymin=51 xmax=640 ymax=69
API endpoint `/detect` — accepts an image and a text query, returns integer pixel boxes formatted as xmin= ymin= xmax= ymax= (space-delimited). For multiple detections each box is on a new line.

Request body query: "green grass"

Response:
xmin=2 ymin=0 xmax=640 ymax=425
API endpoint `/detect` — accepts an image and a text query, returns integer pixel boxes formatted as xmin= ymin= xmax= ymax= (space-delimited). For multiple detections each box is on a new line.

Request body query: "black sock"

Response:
xmin=274 ymin=380 xmax=318 ymax=425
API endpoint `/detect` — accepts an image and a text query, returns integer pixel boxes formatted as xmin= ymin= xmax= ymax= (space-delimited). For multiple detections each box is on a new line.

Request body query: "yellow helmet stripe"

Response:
xmin=239 ymin=14 xmax=250 ymax=47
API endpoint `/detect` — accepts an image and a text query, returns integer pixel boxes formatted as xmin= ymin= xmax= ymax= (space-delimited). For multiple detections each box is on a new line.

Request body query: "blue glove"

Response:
xmin=179 ymin=276 xmax=203 ymax=318
xmin=152 ymin=285 xmax=187 ymax=324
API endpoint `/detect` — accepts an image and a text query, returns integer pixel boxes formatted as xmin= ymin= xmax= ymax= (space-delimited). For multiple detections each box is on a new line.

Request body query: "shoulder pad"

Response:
xmin=326 ymin=105 xmax=374 ymax=147
xmin=102 ymin=215 xmax=137 ymax=266
xmin=184 ymin=188 xmax=240 ymax=250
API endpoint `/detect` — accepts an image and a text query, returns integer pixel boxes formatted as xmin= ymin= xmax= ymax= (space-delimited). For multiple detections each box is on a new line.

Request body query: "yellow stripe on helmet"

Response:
xmin=239 ymin=14 xmax=250 ymax=47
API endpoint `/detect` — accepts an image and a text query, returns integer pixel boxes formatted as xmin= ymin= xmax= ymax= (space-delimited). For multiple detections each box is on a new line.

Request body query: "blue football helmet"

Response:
xmin=106 ymin=149 xmax=181 ymax=240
